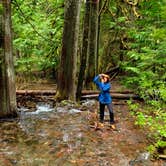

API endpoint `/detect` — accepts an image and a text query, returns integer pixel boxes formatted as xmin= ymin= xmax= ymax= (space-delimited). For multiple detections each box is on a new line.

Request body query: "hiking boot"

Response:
xmin=110 ymin=121 xmax=115 ymax=124
xmin=110 ymin=112 xmax=114 ymax=124
xmin=110 ymin=124 xmax=116 ymax=130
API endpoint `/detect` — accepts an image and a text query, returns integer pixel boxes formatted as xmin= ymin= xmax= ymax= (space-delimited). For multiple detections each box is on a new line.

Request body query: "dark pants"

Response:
xmin=99 ymin=102 xmax=114 ymax=123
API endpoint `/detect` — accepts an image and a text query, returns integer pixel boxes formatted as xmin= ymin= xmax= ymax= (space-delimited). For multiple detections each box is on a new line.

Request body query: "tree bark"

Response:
xmin=85 ymin=0 xmax=99 ymax=87
xmin=0 ymin=0 xmax=17 ymax=118
xmin=56 ymin=0 xmax=81 ymax=101
xmin=76 ymin=0 xmax=91 ymax=100
xmin=96 ymin=0 xmax=102 ymax=73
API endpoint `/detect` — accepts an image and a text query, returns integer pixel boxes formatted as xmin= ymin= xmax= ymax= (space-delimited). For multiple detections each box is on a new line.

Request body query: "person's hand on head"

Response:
xmin=99 ymin=74 xmax=103 ymax=78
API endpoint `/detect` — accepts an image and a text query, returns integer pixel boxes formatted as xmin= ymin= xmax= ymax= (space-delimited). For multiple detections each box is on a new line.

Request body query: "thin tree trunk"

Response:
xmin=0 ymin=0 xmax=17 ymax=118
xmin=96 ymin=0 xmax=102 ymax=74
xmin=85 ymin=0 xmax=99 ymax=87
xmin=56 ymin=0 xmax=81 ymax=101
xmin=76 ymin=0 xmax=91 ymax=100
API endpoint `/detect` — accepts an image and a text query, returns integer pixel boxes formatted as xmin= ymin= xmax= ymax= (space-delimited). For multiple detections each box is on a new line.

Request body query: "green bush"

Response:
xmin=128 ymin=100 xmax=166 ymax=156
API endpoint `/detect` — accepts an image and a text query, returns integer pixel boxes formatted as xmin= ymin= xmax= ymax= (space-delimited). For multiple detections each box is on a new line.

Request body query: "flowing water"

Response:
xmin=0 ymin=100 xmax=164 ymax=166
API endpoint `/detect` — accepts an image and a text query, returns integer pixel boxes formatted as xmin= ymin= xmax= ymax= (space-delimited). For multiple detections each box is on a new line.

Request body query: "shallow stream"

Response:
xmin=0 ymin=100 xmax=164 ymax=166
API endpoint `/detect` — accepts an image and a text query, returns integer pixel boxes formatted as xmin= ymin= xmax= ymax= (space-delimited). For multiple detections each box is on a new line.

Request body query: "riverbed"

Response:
xmin=0 ymin=99 xmax=164 ymax=166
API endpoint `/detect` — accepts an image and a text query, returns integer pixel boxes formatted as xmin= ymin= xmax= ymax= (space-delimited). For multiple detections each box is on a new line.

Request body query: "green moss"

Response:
xmin=0 ymin=4 xmax=3 ymax=15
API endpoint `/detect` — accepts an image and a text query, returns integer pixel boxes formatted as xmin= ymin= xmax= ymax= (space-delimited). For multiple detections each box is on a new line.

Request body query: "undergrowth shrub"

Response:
xmin=128 ymin=100 xmax=166 ymax=157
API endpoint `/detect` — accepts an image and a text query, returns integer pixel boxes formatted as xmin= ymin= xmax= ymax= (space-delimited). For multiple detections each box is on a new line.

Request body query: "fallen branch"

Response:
xmin=16 ymin=89 xmax=134 ymax=95
xmin=158 ymin=154 xmax=166 ymax=159
xmin=16 ymin=90 xmax=56 ymax=95
xmin=82 ymin=90 xmax=134 ymax=94
xmin=16 ymin=90 xmax=140 ymax=100
xmin=81 ymin=93 xmax=140 ymax=100
xmin=104 ymin=66 xmax=120 ymax=76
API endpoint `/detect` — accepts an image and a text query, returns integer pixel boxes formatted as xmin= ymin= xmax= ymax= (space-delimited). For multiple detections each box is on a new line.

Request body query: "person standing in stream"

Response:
xmin=93 ymin=74 xmax=115 ymax=125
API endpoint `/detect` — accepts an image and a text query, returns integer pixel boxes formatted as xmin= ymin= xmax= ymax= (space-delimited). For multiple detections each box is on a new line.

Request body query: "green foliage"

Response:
xmin=128 ymin=100 xmax=166 ymax=156
xmin=99 ymin=3 xmax=166 ymax=144
xmin=127 ymin=100 xmax=139 ymax=112
xmin=12 ymin=0 xmax=64 ymax=74
xmin=0 ymin=3 xmax=3 ymax=15
xmin=121 ymin=0 xmax=166 ymax=108
xmin=135 ymin=112 xmax=146 ymax=126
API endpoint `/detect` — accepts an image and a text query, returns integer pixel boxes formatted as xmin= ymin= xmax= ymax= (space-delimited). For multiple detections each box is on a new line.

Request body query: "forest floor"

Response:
xmin=0 ymin=79 xmax=165 ymax=166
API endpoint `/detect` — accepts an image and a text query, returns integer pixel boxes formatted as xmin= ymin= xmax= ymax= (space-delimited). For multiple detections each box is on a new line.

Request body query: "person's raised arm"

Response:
xmin=93 ymin=74 xmax=102 ymax=88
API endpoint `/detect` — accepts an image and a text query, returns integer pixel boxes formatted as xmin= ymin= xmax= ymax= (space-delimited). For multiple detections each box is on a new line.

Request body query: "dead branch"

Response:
xmin=124 ymin=0 xmax=141 ymax=18
xmin=98 ymin=0 xmax=108 ymax=16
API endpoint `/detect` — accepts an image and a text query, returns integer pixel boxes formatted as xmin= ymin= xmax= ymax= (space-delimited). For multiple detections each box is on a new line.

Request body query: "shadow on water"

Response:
xmin=0 ymin=100 xmax=164 ymax=166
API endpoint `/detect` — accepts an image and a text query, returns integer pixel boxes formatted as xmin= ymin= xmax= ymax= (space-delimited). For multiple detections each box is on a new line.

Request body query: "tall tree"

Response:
xmin=76 ymin=0 xmax=91 ymax=100
xmin=56 ymin=0 xmax=81 ymax=101
xmin=0 ymin=0 xmax=17 ymax=118
xmin=96 ymin=0 xmax=102 ymax=72
xmin=85 ymin=0 xmax=99 ymax=87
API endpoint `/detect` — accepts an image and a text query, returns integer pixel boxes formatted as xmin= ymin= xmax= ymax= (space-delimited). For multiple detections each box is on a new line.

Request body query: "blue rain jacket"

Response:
xmin=93 ymin=75 xmax=112 ymax=104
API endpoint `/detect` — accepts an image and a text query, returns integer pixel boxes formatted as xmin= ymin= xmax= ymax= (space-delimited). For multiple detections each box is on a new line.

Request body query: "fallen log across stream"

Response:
xmin=81 ymin=93 xmax=140 ymax=100
xmin=16 ymin=90 xmax=56 ymax=95
xmin=16 ymin=90 xmax=141 ymax=100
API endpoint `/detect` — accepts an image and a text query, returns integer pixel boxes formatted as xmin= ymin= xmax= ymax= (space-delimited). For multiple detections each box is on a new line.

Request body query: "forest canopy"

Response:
xmin=11 ymin=0 xmax=166 ymax=99
xmin=12 ymin=0 xmax=64 ymax=76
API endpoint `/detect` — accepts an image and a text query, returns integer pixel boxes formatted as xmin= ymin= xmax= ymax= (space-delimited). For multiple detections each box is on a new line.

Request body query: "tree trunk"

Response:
xmin=85 ymin=0 xmax=99 ymax=87
xmin=0 ymin=0 xmax=17 ymax=118
xmin=56 ymin=0 xmax=81 ymax=101
xmin=96 ymin=0 xmax=102 ymax=73
xmin=76 ymin=0 xmax=91 ymax=100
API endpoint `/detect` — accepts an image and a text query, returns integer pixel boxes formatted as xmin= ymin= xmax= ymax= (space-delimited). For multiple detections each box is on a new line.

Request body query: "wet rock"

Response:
xmin=56 ymin=107 xmax=81 ymax=114
xmin=98 ymin=151 xmax=107 ymax=157
xmin=24 ymin=136 xmax=39 ymax=145
xmin=35 ymin=103 xmax=54 ymax=113
xmin=23 ymin=102 xmax=54 ymax=115
xmin=81 ymin=100 xmax=97 ymax=112
xmin=81 ymin=100 xmax=96 ymax=107
xmin=136 ymin=152 xmax=150 ymax=161
xmin=56 ymin=107 xmax=67 ymax=113
xmin=129 ymin=152 xmax=152 ymax=166
xmin=60 ymin=100 xmax=77 ymax=107
xmin=22 ymin=101 xmax=37 ymax=112
xmin=68 ymin=108 xmax=81 ymax=114
xmin=9 ymin=159 xmax=17 ymax=165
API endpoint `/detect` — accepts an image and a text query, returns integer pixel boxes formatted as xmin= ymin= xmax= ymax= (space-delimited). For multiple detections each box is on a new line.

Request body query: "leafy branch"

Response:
xmin=12 ymin=0 xmax=52 ymax=43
